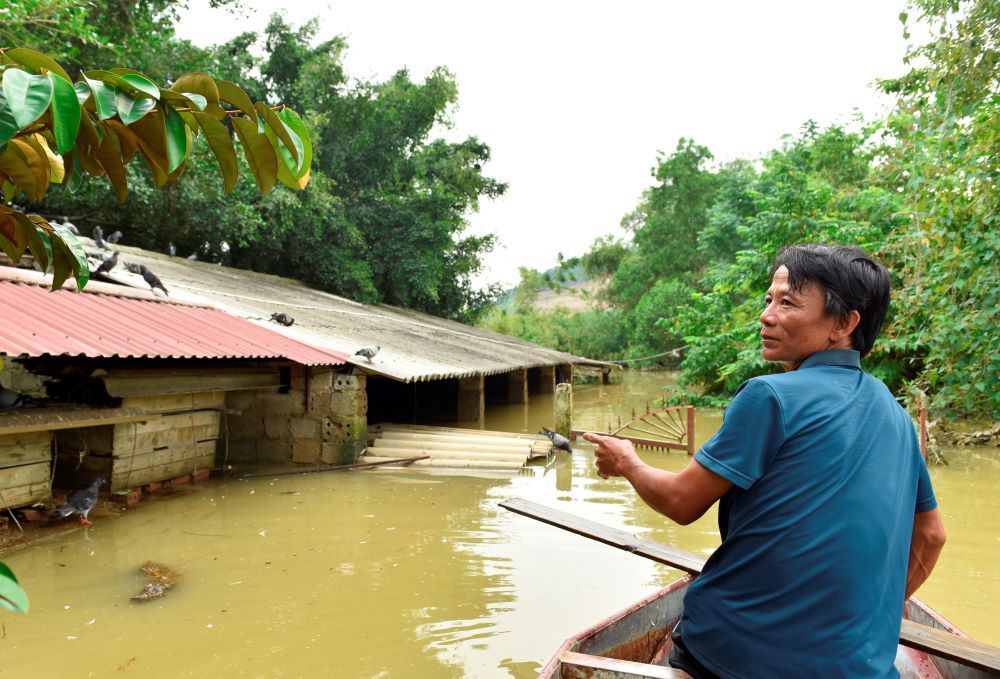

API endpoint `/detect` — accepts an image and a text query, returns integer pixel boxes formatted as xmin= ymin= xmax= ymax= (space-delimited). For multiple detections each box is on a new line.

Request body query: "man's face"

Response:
xmin=759 ymin=266 xmax=845 ymax=370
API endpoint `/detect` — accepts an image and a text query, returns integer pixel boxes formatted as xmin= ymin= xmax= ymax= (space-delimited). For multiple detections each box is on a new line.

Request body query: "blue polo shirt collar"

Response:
xmin=798 ymin=349 xmax=861 ymax=370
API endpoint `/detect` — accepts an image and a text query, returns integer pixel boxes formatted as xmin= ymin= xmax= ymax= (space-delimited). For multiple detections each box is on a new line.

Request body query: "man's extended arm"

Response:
xmin=905 ymin=508 xmax=946 ymax=599
xmin=583 ymin=432 xmax=733 ymax=525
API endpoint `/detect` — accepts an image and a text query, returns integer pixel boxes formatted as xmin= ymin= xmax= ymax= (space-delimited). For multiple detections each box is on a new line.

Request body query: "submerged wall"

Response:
xmin=225 ymin=367 xmax=367 ymax=466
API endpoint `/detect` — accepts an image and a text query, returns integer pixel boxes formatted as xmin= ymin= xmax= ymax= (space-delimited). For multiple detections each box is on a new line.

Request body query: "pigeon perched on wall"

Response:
xmin=61 ymin=217 xmax=79 ymax=235
xmin=50 ymin=477 xmax=103 ymax=525
xmin=167 ymin=242 xmax=176 ymax=257
xmin=270 ymin=312 xmax=295 ymax=326
xmin=92 ymin=225 xmax=106 ymax=249
xmin=354 ymin=345 xmax=380 ymax=363
xmin=106 ymin=230 xmax=123 ymax=244
xmin=187 ymin=252 xmax=198 ymax=260
xmin=94 ymin=250 xmax=118 ymax=275
xmin=125 ymin=263 xmax=168 ymax=295
xmin=541 ymin=426 xmax=573 ymax=453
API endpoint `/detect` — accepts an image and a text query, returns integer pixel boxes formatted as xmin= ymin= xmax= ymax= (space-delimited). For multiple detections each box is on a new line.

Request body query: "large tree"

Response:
xmin=31 ymin=12 xmax=507 ymax=321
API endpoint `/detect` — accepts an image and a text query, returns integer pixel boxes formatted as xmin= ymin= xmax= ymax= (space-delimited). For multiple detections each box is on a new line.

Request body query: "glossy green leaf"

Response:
xmin=65 ymin=149 xmax=83 ymax=193
xmin=2 ymin=68 xmax=53 ymax=129
xmin=161 ymin=103 xmax=189 ymax=173
xmin=73 ymin=81 xmax=91 ymax=106
xmin=4 ymin=47 xmax=73 ymax=83
xmin=24 ymin=214 xmax=52 ymax=272
xmin=83 ymin=77 xmax=117 ymax=121
xmin=48 ymin=73 xmax=81 ymax=154
xmin=116 ymin=91 xmax=156 ymax=126
xmin=1 ymin=180 xmax=13 ymax=202
xmin=182 ymin=93 xmax=208 ymax=111
xmin=216 ymin=80 xmax=257 ymax=123
xmin=256 ymin=103 xmax=301 ymax=169
xmin=0 ymin=90 xmax=19 ymax=147
xmin=50 ymin=222 xmax=89 ymax=290
xmin=109 ymin=69 xmax=160 ymax=100
xmin=232 ymin=117 xmax=277 ymax=194
xmin=192 ymin=111 xmax=238 ymax=193
xmin=0 ymin=562 xmax=29 ymax=614
xmin=278 ymin=108 xmax=312 ymax=179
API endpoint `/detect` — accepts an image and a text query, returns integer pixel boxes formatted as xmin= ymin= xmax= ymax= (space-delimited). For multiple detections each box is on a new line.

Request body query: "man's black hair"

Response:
xmin=772 ymin=244 xmax=891 ymax=357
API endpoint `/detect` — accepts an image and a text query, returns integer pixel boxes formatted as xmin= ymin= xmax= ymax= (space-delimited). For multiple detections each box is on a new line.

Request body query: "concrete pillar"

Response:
xmin=458 ymin=375 xmax=485 ymax=425
xmin=507 ymin=368 xmax=528 ymax=404
xmin=555 ymin=382 xmax=572 ymax=438
xmin=322 ymin=373 xmax=368 ymax=465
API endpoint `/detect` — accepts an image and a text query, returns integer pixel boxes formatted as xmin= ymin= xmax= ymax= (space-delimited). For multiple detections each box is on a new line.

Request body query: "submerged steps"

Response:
xmin=364 ymin=423 xmax=553 ymax=470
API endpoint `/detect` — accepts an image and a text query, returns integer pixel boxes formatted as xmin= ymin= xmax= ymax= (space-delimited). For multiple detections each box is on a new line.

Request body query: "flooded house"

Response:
xmin=0 ymin=241 xmax=608 ymax=508
xmin=85 ymin=242 xmax=610 ymax=470
xmin=0 ymin=265 xmax=347 ymax=508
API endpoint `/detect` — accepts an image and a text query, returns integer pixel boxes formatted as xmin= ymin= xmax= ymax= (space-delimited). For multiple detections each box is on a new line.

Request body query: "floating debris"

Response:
xmin=131 ymin=561 xmax=179 ymax=602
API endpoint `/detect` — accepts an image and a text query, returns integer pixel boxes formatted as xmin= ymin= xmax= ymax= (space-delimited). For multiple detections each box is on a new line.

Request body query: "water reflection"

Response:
xmin=1 ymin=370 xmax=996 ymax=678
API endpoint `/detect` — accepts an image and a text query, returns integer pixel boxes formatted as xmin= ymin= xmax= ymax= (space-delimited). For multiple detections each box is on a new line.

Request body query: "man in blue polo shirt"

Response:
xmin=585 ymin=244 xmax=946 ymax=678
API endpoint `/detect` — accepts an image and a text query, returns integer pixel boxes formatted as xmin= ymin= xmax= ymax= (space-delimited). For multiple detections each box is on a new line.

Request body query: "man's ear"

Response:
xmin=832 ymin=310 xmax=862 ymax=343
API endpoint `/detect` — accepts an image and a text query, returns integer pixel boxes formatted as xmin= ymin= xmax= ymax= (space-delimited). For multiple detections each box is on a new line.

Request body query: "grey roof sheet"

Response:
xmin=105 ymin=244 xmax=590 ymax=382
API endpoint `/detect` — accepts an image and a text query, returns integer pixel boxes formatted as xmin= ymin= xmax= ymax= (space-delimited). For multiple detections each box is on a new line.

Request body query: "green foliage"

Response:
xmin=480 ymin=305 xmax=627 ymax=360
xmin=32 ymin=12 xmax=506 ymax=321
xmin=0 ymin=47 xmax=312 ymax=290
xmin=0 ymin=561 xmax=29 ymax=614
xmin=492 ymin=1 xmax=997 ymax=419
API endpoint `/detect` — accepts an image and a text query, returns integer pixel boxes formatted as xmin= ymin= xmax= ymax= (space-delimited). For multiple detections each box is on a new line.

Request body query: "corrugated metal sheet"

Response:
xmin=84 ymin=244 xmax=594 ymax=382
xmin=0 ymin=279 xmax=347 ymax=366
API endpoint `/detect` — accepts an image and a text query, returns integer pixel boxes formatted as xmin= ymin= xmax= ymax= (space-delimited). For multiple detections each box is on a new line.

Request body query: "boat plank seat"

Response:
xmin=899 ymin=619 xmax=1000 ymax=673
xmin=559 ymin=650 xmax=692 ymax=678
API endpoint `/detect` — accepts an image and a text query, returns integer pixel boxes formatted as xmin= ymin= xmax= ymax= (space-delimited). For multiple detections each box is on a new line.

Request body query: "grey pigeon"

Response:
xmin=92 ymin=225 xmax=106 ymax=249
xmin=139 ymin=264 xmax=168 ymax=295
xmin=541 ymin=426 xmax=573 ymax=453
xmin=270 ymin=312 xmax=294 ymax=327
xmin=50 ymin=477 xmax=103 ymax=525
xmin=187 ymin=252 xmax=198 ymax=260
xmin=95 ymin=250 xmax=118 ymax=275
xmin=354 ymin=345 xmax=380 ymax=362
xmin=61 ymin=217 xmax=79 ymax=235
xmin=106 ymin=230 xmax=123 ymax=244
xmin=126 ymin=263 xmax=168 ymax=295
xmin=167 ymin=242 xmax=176 ymax=257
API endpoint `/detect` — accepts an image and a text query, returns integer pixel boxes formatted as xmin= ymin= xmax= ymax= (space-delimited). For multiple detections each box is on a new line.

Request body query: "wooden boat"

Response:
xmin=539 ymin=574 xmax=995 ymax=678
xmin=500 ymin=498 xmax=1000 ymax=679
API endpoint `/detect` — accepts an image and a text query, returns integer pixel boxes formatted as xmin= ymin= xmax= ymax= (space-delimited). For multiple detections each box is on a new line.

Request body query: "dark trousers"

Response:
xmin=667 ymin=627 xmax=723 ymax=679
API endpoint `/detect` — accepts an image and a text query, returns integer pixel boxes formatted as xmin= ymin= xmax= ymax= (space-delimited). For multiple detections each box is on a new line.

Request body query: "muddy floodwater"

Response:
xmin=1 ymin=371 xmax=997 ymax=677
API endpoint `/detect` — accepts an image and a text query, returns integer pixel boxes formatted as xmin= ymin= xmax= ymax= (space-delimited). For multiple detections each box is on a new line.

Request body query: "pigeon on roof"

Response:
xmin=126 ymin=263 xmax=168 ymax=295
xmin=49 ymin=477 xmax=103 ymax=525
xmin=354 ymin=345 xmax=380 ymax=362
xmin=106 ymin=230 xmax=123 ymax=244
xmin=94 ymin=250 xmax=118 ymax=275
xmin=270 ymin=312 xmax=295 ymax=326
xmin=139 ymin=264 xmax=168 ymax=295
xmin=92 ymin=225 xmax=106 ymax=249
xmin=167 ymin=242 xmax=176 ymax=257
xmin=541 ymin=426 xmax=573 ymax=453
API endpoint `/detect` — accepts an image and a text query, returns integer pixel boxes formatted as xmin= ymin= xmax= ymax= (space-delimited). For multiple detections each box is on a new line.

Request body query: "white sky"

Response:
xmin=175 ymin=1 xmax=913 ymax=288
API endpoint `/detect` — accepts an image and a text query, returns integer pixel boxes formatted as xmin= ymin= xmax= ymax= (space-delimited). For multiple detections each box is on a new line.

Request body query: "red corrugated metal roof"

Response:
xmin=0 ymin=280 xmax=347 ymax=365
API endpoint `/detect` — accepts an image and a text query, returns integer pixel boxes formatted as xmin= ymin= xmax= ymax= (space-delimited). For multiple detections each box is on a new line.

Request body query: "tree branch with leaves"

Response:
xmin=0 ymin=47 xmax=312 ymax=290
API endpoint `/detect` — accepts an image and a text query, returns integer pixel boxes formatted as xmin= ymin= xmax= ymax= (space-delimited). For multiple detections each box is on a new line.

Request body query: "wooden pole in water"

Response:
xmin=555 ymin=383 xmax=573 ymax=438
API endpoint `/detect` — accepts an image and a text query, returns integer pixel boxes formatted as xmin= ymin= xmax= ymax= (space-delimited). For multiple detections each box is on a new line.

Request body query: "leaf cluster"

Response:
xmin=0 ymin=47 xmax=312 ymax=289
